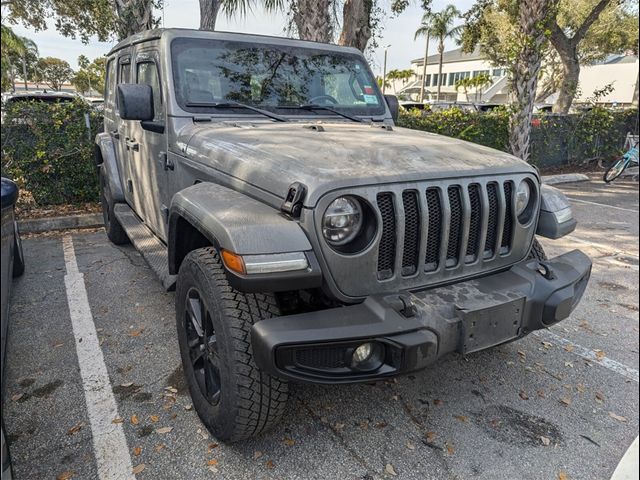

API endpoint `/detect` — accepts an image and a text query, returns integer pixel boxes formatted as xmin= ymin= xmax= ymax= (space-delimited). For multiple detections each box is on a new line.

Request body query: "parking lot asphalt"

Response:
xmin=3 ymin=175 xmax=639 ymax=480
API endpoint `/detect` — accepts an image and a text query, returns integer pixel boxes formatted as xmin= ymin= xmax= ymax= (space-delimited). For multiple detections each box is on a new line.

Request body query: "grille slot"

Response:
xmin=466 ymin=184 xmax=482 ymax=262
xmin=446 ymin=186 xmax=463 ymax=266
xmin=377 ymin=193 xmax=396 ymax=280
xmin=501 ymin=181 xmax=514 ymax=252
xmin=425 ymin=188 xmax=442 ymax=271
xmin=485 ymin=182 xmax=499 ymax=257
xmin=295 ymin=347 xmax=347 ymax=370
xmin=401 ymin=191 xmax=420 ymax=275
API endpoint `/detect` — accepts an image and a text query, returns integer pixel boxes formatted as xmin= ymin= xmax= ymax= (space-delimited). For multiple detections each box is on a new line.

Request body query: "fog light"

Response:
xmin=350 ymin=342 xmax=383 ymax=371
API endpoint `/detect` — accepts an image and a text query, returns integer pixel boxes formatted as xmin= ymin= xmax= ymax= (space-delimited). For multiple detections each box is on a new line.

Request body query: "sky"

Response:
xmin=9 ymin=0 xmax=473 ymax=74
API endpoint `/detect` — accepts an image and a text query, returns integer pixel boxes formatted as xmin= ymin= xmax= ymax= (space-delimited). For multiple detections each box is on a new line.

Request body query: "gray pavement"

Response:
xmin=3 ymin=176 xmax=639 ymax=480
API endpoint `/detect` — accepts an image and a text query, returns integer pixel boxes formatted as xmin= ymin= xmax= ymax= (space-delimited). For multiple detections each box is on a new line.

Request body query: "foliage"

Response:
xmin=455 ymin=73 xmax=492 ymax=101
xmin=36 ymin=57 xmax=74 ymax=91
xmin=1 ymin=26 xmax=38 ymax=92
xmin=398 ymin=106 xmax=639 ymax=167
xmin=72 ymin=56 xmax=107 ymax=95
xmin=0 ymin=98 xmax=101 ymax=205
xmin=2 ymin=0 xmax=161 ymax=42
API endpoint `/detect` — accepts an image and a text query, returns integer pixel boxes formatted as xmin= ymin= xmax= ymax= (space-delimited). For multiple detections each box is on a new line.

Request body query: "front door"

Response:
xmin=128 ymin=54 xmax=170 ymax=241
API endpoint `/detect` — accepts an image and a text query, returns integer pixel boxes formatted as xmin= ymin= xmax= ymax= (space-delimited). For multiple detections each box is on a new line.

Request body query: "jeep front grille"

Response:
xmin=314 ymin=174 xmax=538 ymax=299
xmin=376 ymin=180 xmax=516 ymax=280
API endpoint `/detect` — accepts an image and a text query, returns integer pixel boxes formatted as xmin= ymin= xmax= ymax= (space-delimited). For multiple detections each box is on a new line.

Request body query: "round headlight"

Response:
xmin=322 ymin=196 xmax=363 ymax=245
xmin=515 ymin=180 xmax=532 ymax=216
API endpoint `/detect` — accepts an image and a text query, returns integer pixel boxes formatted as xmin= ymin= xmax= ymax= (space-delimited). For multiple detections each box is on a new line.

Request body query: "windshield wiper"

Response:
xmin=293 ymin=104 xmax=364 ymax=123
xmin=184 ymin=101 xmax=287 ymax=122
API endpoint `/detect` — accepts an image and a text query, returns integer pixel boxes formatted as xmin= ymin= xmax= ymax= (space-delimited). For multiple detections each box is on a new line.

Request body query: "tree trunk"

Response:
xmin=113 ymin=0 xmax=157 ymax=40
xmin=508 ymin=0 xmax=554 ymax=162
xmin=338 ymin=0 xmax=373 ymax=51
xmin=553 ymin=52 xmax=579 ymax=113
xmin=293 ymin=0 xmax=332 ymax=43
xmin=199 ymin=0 xmax=222 ymax=31
xmin=419 ymin=35 xmax=430 ymax=103
xmin=21 ymin=56 xmax=27 ymax=90
xmin=436 ymin=42 xmax=444 ymax=102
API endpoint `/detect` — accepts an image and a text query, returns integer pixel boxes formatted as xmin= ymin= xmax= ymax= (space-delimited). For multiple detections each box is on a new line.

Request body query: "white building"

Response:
xmin=397 ymin=47 xmax=639 ymax=107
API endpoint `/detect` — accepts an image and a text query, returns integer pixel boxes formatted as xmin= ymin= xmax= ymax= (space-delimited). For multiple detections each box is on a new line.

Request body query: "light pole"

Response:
xmin=382 ymin=45 xmax=391 ymax=94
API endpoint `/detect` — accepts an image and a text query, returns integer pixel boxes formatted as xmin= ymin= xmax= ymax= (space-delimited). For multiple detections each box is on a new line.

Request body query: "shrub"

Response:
xmin=1 ymin=98 xmax=101 ymax=206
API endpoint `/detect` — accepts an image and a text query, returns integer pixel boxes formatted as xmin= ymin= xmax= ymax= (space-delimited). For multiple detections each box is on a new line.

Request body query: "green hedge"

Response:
xmin=1 ymin=99 xmax=101 ymax=206
xmin=398 ymin=107 xmax=639 ymax=167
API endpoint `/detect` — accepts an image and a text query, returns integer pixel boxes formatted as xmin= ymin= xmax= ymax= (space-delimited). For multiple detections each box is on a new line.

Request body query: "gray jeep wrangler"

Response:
xmin=96 ymin=28 xmax=591 ymax=442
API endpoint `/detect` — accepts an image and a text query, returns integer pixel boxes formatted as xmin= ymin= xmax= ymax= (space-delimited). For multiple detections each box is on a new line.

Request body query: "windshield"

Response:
xmin=171 ymin=38 xmax=385 ymax=117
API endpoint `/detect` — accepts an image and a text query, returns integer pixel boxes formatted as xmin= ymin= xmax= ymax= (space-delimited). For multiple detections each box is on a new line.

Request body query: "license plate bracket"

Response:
xmin=457 ymin=297 xmax=525 ymax=354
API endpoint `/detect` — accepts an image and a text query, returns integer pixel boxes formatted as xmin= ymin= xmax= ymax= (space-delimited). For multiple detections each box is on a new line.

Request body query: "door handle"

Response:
xmin=125 ymin=137 xmax=139 ymax=152
xmin=112 ymin=129 xmax=120 ymax=139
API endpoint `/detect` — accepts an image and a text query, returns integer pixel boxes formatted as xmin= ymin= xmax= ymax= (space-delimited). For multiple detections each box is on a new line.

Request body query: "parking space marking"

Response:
xmin=535 ymin=330 xmax=639 ymax=383
xmin=565 ymin=235 xmax=640 ymax=259
xmin=63 ymin=235 xmax=135 ymax=480
xmin=567 ymin=197 xmax=639 ymax=213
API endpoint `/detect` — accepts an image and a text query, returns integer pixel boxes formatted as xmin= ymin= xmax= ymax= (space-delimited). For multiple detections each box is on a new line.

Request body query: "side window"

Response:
xmin=136 ymin=61 xmax=163 ymax=121
xmin=105 ymin=59 xmax=116 ymax=102
xmin=116 ymin=57 xmax=131 ymax=112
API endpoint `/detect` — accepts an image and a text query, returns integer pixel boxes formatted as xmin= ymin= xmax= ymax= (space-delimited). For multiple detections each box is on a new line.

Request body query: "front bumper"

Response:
xmin=252 ymin=250 xmax=591 ymax=384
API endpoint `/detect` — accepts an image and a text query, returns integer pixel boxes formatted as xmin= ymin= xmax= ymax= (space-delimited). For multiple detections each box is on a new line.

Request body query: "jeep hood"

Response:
xmin=180 ymin=121 xmax=536 ymax=207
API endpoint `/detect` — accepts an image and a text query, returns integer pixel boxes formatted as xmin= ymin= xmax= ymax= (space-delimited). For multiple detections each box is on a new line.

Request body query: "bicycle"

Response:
xmin=603 ymin=140 xmax=639 ymax=183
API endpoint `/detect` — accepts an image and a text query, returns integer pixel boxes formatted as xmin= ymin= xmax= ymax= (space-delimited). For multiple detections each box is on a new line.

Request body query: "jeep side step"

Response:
xmin=113 ymin=204 xmax=176 ymax=291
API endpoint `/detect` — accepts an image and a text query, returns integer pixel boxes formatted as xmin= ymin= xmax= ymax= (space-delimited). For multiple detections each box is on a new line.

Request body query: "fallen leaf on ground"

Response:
xmin=385 ymin=463 xmax=398 ymax=476
xmin=112 ymin=417 xmax=124 ymax=424
xmin=519 ymin=391 xmax=529 ymax=400
xmin=576 ymin=384 xmax=585 ymax=393
xmin=165 ymin=387 xmax=178 ymax=393
xmin=595 ymin=392 xmax=605 ymax=403
xmin=131 ymin=415 xmax=139 ymax=425
xmin=282 ymin=438 xmax=295 ymax=446
xmin=253 ymin=451 xmax=263 ymax=460
xmin=540 ymin=436 xmax=551 ymax=446
xmin=454 ymin=415 xmax=469 ymax=423
xmin=446 ymin=442 xmax=455 ymax=455
xmin=129 ymin=329 xmax=144 ymax=337
xmin=133 ymin=447 xmax=142 ymax=456
xmin=10 ymin=393 xmax=23 ymax=402
xmin=374 ymin=421 xmax=388 ymax=429
xmin=156 ymin=426 xmax=173 ymax=434
xmin=541 ymin=341 xmax=553 ymax=349
xmin=406 ymin=441 xmax=415 ymax=450
xmin=608 ymin=412 xmax=627 ymax=422
xmin=559 ymin=397 xmax=572 ymax=406
xmin=537 ymin=390 xmax=546 ymax=398
xmin=208 ymin=466 xmax=219 ymax=473
xmin=564 ymin=345 xmax=574 ymax=353
xmin=154 ymin=444 xmax=165 ymax=452
xmin=132 ymin=464 xmax=145 ymax=474
xmin=425 ymin=431 xmax=437 ymax=442
xmin=120 ymin=382 xmax=134 ymax=388
xmin=433 ymin=399 xmax=443 ymax=406
xmin=184 ymin=404 xmax=192 ymax=411
xmin=594 ymin=350 xmax=605 ymax=361
xmin=53 ymin=342 xmax=64 ymax=348
xmin=67 ymin=421 xmax=85 ymax=435
xmin=558 ymin=471 xmax=569 ymax=480
xmin=57 ymin=472 xmax=74 ymax=480
xmin=265 ymin=460 xmax=275 ymax=469
xmin=208 ymin=443 xmax=219 ymax=451
xmin=149 ymin=415 xmax=159 ymax=423
xmin=207 ymin=459 xmax=218 ymax=466
xmin=333 ymin=423 xmax=345 ymax=431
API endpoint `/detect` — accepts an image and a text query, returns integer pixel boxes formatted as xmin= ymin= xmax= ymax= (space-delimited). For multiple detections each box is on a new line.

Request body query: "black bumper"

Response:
xmin=251 ymin=250 xmax=592 ymax=384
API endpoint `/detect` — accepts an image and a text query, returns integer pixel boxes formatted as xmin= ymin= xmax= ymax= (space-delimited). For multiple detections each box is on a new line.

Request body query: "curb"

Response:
xmin=541 ymin=173 xmax=590 ymax=185
xmin=611 ymin=436 xmax=639 ymax=480
xmin=18 ymin=213 xmax=103 ymax=234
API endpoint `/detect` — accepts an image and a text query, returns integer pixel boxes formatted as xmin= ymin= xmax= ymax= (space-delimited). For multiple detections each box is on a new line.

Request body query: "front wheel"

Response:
xmin=527 ymin=238 xmax=547 ymax=261
xmin=98 ymin=166 xmax=129 ymax=245
xmin=175 ymin=247 xmax=289 ymax=442
xmin=603 ymin=157 xmax=628 ymax=183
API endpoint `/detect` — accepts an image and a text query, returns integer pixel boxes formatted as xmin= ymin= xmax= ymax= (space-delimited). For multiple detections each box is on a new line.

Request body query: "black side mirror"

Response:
xmin=1 ymin=177 xmax=19 ymax=209
xmin=384 ymin=94 xmax=399 ymax=123
xmin=117 ymin=84 xmax=154 ymax=121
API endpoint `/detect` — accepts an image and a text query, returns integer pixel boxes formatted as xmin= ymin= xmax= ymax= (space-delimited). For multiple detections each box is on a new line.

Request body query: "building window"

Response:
xmin=492 ymin=68 xmax=504 ymax=77
xmin=425 ymin=74 xmax=431 ymax=86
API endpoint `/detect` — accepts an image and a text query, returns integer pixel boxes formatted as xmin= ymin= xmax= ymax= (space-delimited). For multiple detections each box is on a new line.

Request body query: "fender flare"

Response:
xmin=168 ymin=182 xmax=313 ymax=274
xmin=95 ymin=133 xmax=125 ymax=203
xmin=536 ymin=184 xmax=577 ymax=239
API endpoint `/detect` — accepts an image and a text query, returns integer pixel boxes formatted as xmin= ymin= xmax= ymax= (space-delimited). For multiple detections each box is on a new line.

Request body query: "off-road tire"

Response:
xmin=527 ymin=238 xmax=547 ymax=261
xmin=176 ymin=247 xmax=289 ymax=442
xmin=98 ymin=166 xmax=129 ymax=245
xmin=12 ymin=222 xmax=25 ymax=278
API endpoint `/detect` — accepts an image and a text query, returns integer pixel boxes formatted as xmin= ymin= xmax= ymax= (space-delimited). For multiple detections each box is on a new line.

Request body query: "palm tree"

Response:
xmin=414 ymin=12 xmax=434 ymax=103
xmin=19 ymin=37 xmax=38 ymax=90
xmin=1 ymin=25 xmax=27 ymax=91
xmin=425 ymin=5 xmax=462 ymax=102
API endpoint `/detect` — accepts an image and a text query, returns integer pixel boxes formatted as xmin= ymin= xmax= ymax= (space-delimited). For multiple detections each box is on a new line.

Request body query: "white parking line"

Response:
xmin=567 ymin=197 xmax=639 ymax=213
xmin=63 ymin=236 xmax=135 ymax=480
xmin=565 ymin=235 xmax=640 ymax=259
xmin=535 ymin=329 xmax=639 ymax=383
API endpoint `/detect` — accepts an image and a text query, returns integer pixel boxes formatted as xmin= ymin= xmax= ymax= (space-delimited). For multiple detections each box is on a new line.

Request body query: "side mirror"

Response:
xmin=384 ymin=94 xmax=399 ymax=123
xmin=117 ymin=84 xmax=154 ymax=121
xmin=1 ymin=177 xmax=19 ymax=209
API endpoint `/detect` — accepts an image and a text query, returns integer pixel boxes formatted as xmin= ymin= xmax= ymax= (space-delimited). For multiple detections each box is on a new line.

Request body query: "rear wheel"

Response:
xmin=176 ymin=247 xmax=288 ymax=442
xmin=603 ymin=157 xmax=628 ymax=183
xmin=99 ymin=166 xmax=129 ymax=245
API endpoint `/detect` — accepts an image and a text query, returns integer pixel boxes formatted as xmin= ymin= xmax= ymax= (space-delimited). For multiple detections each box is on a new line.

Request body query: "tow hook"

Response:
xmin=536 ymin=261 xmax=556 ymax=280
xmin=386 ymin=294 xmax=417 ymax=318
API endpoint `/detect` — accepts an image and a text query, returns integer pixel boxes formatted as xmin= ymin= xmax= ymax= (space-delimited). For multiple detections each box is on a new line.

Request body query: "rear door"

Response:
xmin=113 ymin=53 xmax=137 ymax=208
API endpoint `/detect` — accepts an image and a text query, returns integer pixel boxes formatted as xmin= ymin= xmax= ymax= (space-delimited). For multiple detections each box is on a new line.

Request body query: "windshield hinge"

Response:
xmin=281 ymin=182 xmax=307 ymax=218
